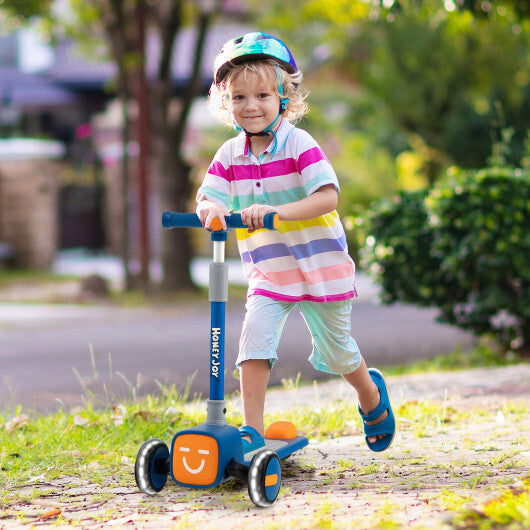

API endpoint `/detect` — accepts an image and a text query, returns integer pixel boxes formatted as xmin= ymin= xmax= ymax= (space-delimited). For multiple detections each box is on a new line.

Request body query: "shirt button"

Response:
xmin=256 ymin=182 xmax=261 ymax=187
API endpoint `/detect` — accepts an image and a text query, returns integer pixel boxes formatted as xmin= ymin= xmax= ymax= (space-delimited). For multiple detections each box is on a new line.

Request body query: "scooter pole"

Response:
xmin=209 ymin=230 xmax=228 ymax=403
xmin=162 ymin=211 xmax=278 ymax=425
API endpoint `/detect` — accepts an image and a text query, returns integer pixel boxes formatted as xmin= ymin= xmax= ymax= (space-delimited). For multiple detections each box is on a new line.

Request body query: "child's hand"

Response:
xmin=196 ymin=200 xmax=230 ymax=231
xmin=241 ymin=204 xmax=279 ymax=233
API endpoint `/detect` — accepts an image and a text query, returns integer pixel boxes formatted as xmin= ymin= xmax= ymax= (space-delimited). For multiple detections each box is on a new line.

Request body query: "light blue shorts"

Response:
xmin=237 ymin=295 xmax=362 ymax=375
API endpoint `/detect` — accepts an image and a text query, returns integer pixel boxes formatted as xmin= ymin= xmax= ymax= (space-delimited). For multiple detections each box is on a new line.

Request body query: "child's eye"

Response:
xmin=231 ymin=95 xmax=244 ymax=101
xmin=258 ymin=93 xmax=270 ymax=99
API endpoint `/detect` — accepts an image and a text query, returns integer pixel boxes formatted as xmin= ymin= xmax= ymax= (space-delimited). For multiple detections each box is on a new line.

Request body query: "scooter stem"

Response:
xmin=160 ymin=212 xmax=278 ymax=426
xmin=206 ymin=231 xmax=229 ymax=425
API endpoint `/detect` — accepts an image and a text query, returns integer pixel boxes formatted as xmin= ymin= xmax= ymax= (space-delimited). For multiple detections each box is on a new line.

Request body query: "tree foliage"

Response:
xmin=250 ymin=0 xmax=530 ymax=182
xmin=0 ymin=0 xmax=53 ymax=21
xmin=350 ymin=1 xmax=529 ymax=176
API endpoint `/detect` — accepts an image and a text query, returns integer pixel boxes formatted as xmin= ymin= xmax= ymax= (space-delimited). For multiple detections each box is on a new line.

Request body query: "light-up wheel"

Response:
xmin=247 ymin=449 xmax=281 ymax=507
xmin=135 ymin=439 xmax=169 ymax=495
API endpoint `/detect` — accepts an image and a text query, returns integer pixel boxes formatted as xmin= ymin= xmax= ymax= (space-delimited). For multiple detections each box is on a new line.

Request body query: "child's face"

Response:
xmin=229 ymin=71 xmax=281 ymax=134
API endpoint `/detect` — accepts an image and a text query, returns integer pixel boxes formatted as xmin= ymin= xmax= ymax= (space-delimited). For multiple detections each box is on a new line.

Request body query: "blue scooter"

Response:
xmin=134 ymin=212 xmax=308 ymax=507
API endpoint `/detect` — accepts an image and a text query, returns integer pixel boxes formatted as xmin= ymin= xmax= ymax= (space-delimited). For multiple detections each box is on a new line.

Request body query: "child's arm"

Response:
xmin=241 ymin=184 xmax=338 ymax=232
xmin=196 ymin=199 xmax=231 ymax=231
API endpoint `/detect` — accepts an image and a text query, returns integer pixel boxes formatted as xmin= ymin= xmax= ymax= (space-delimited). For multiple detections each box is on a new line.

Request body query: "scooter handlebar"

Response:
xmin=162 ymin=211 xmax=279 ymax=231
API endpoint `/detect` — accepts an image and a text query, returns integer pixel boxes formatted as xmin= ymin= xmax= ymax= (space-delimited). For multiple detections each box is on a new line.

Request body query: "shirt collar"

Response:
xmin=234 ymin=119 xmax=295 ymax=159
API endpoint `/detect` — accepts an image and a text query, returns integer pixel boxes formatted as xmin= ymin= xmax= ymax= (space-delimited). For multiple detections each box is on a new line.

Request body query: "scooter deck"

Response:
xmin=243 ymin=435 xmax=308 ymax=464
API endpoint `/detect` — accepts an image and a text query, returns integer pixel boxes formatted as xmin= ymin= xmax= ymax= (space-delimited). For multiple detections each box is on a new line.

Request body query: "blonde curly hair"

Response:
xmin=208 ymin=59 xmax=309 ymax=128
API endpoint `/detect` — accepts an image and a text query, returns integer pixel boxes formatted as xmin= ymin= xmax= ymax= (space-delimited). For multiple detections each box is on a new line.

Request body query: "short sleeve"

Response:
xmin=292 ymin=130 xmax=340 ymax=196
xmin=196 ymin=145 xmax=234 ymax=210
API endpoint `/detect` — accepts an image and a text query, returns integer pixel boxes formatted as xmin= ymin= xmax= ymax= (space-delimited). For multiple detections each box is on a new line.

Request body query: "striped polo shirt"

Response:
xmin=197 ymin=119 xmax=356 ymax=303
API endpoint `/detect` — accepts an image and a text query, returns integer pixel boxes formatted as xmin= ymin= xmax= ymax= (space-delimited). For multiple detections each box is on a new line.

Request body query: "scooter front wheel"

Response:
xmin=247 ymin=449 xmax=282 ymax=507
xmin=135 ymin=439 xmax=169 ymax=495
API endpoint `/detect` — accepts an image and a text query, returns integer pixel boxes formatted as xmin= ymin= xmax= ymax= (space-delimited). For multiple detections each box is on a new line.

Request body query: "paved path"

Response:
xmin=2 ymin=364 xmax=529 ymax=529
xmin=259 ymin=363 xmax=530 ymax=411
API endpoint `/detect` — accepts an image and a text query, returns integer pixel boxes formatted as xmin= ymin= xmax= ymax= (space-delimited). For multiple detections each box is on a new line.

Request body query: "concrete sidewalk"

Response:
xmin=2 ymin=364 xmax=529 ymax=529
xmin=258 ymin=363 xmax=530 ymax=413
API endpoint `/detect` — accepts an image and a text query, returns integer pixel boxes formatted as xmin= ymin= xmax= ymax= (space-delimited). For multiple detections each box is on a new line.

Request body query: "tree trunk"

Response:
xmin=150 ymin=82 xmax=195 ymax=292
xmin=156 ymin=4 xmax=218 ymax=291
xmin=159 ymin=157 xmax=195 ymax=292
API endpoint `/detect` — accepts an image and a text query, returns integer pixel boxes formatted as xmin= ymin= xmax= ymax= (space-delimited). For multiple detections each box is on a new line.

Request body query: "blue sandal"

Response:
xmin=239 ymin=426 xmax=266 ymax=453
xmin=358 ymin=368 xmax=396 ymax=452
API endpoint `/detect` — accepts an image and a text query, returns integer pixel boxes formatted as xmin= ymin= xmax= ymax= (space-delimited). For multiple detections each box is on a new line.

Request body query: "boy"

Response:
xmin=196 ymin=32 xmax=395 ymax=452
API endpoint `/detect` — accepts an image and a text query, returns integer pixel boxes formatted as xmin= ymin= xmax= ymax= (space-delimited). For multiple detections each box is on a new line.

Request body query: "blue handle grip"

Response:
xmin=162 ymin=211 xmax=278 ymax=231
xmin=162 ymin=212 xmax=203 ymax=229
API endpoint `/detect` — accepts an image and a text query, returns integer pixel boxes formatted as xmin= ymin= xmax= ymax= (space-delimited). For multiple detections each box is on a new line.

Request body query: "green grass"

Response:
xmin=1 ymin=389 xmax=195 ymax=488
xmin=449 ymin=479 xmax=530 ymax=529
xmin=0 ymin=268 xmax=249 ymax=306
xmin=108 ymin=286 xmax=210 ymax=307
xmin=380 ymin=342 xmax=524 ymax=376
xmin=0 ymin=269 xmax=76 ymax=288
xmin=109 ymin=282 xmax=249 ymax=307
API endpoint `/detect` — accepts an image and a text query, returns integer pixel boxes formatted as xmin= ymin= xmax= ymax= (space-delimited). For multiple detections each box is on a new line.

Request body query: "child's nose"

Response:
xmin=245 ymin=97 xmax=259 ymax=109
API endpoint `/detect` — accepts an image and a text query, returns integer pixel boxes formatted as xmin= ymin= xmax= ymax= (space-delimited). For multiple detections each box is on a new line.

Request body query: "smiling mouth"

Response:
xmin=182 ymin=457 xmax=205 ymax=474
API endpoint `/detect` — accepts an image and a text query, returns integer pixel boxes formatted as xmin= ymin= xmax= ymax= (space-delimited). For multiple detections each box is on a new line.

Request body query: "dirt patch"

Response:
xmin=2 ymin=367 xmax=529 ymax=529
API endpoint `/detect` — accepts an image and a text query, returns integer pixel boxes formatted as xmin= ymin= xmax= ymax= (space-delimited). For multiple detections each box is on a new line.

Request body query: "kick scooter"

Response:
xmin=134 ymin=211 xmax=308 ymax=507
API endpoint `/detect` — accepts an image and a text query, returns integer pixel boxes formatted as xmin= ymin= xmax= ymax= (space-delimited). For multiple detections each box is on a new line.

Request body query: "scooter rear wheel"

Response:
xmin=135 ymin=439 xmax=169 ymax=495
xmin=247 ymin=449 xmax=282 ymax=507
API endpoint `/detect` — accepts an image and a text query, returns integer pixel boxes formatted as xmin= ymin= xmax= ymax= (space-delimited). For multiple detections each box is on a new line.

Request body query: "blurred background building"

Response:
xmin=0 ymin=9 xmax=249 ymax=269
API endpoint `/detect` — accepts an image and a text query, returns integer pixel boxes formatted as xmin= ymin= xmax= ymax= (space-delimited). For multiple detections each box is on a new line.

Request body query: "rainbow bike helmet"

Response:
xmin=213 ymin=32 xmax=297 ymax=85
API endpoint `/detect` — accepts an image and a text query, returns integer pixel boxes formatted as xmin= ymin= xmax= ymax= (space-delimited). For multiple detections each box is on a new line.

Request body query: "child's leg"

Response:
xmin=341 ymin=358 xmax=388 ymax=443
xmin=237 ymin=296 xmax=294 ymax=436
xmin=299 ymin=300 xmax=392 ymax=445
xmin=239 ymin=359 xmax=271 ymax=436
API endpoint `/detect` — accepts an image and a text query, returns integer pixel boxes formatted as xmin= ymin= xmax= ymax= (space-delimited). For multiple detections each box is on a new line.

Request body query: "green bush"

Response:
xmin=361 ymin=167 xmax=530 ymax=351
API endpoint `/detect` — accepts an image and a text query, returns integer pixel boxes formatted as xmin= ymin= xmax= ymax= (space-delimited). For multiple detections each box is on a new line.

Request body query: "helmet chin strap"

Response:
xmin=239 ymin=113 xmax=281 ymax=155
xmin=244 ymin=112 xmax=281 ymax=137
xmin=234 ymin=109 xmax=283 ymax=154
